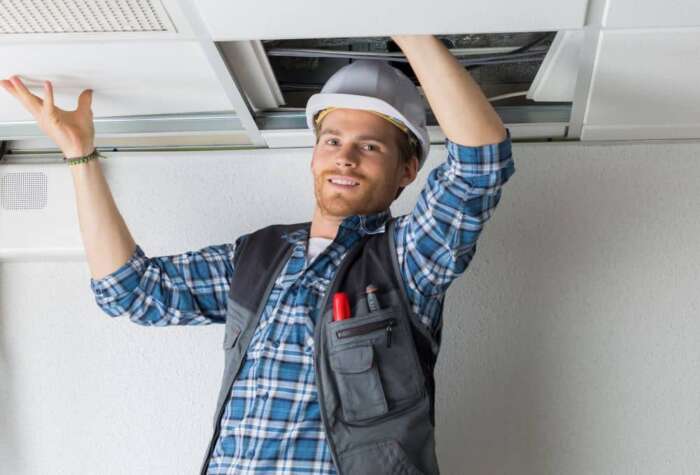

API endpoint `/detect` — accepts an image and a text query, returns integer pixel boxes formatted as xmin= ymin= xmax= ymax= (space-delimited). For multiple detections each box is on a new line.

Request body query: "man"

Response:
xmin=1 ymin=35 xmax=515 ymax=474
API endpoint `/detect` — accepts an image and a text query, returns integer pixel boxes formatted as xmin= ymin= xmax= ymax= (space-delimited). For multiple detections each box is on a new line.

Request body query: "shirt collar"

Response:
xmin=282 ymin=209 xmax=392 ymax=245
xmin=282 ymin=209 xmax=392 ymax=247
xmin=338 ymin=208 xmax=392 ymax=235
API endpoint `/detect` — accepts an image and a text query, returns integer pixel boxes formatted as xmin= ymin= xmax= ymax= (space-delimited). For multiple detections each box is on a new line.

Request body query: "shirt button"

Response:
xmin=305 ymin=336 xmax=314 ymax=353
xmin=271 ymin=339 xmax=280 ymax=348
xmin=245 ymin=448 xmax=255 ymax=458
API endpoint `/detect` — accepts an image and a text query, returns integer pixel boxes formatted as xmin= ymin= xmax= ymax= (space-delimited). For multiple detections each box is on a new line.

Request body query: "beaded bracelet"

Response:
xmin=64 ymin=148 xmax=107 ymax=166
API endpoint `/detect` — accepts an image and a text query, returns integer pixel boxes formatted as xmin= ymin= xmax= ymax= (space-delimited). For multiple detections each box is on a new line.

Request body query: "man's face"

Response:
xmin=310 ymin=108 xmax=417 ymax=219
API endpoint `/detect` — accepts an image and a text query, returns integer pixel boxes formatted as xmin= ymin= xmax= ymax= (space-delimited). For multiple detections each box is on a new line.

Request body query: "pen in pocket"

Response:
xmin=365 ymin=284 xmax=381 ymax=312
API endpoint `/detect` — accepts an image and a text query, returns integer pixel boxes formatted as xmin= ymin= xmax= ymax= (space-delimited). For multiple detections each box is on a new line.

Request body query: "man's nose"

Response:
xmin=335 ymin=147 xmax=359 ymax=168
xmin=335 ymin=158 xmax=356 ymax=168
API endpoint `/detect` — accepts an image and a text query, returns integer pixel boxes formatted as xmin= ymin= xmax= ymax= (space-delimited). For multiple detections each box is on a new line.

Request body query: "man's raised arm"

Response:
xmin=391 ymin=35 xmax=508 ymax=146
xmin=390 ymin=35 xmax=516 ymax=334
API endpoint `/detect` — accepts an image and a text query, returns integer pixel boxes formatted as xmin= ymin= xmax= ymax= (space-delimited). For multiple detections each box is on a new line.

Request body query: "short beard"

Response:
xmin=314 ymin=173 xmax=373 ymax=218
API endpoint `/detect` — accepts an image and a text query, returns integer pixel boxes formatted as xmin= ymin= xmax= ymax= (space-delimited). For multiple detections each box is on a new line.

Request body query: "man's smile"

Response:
xmin=326 ymin=175 xmax=361 ymax=188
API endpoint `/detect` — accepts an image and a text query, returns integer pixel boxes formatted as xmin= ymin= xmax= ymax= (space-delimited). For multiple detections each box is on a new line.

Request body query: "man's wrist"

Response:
xmin=63 ymin=146 xmax=96 ymax=160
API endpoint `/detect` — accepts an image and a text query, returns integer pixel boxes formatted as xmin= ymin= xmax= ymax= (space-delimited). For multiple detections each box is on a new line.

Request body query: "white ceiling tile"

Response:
xmin=194 ymin=0 xmax=589 ymax=41
xmin=604 ymin=0 xmax=700 ymax=28
xmin=582 ymin=29 xmax=700 ymax=140
xmin=0 ymin=41 xmax=235 ymax=122
xmin=528 ymin=29 xmax=584 ymax=102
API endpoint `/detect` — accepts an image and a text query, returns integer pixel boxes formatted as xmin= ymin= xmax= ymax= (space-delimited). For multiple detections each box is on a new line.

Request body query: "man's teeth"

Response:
xmin=330 ymin=178 xmax=358 ymax=186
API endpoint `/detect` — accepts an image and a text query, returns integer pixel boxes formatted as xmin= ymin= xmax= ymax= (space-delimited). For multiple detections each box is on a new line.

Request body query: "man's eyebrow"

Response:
xmin=319 ymin=128 xmax=388 ymax=144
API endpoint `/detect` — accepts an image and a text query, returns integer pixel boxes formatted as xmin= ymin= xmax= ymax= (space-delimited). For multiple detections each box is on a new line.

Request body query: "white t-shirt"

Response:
xmin=307 ymin=237 xmax=333 ymax=264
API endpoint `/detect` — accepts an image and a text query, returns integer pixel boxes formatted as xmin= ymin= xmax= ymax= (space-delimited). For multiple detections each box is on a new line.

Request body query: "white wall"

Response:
xmin=1 ymin=138 xmax=699 ymax=474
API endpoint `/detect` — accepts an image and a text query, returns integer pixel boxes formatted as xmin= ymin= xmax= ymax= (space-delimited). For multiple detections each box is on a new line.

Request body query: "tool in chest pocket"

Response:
xmin=332 ymin=284 xmax=396 ymax=347
xmin=332 ymin=292 xmax=351 ymax=321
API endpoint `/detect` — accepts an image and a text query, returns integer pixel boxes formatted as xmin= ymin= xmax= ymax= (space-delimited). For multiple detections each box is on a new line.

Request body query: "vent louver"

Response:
xmin=0 ymin=0 xmax=175 ymax=34
xmin=1 ymin=172 xmax=48 ymax=210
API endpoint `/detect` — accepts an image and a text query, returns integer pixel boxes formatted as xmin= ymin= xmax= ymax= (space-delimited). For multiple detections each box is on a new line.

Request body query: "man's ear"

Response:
xmin=398 ymin=155 xmax=419 ymax=188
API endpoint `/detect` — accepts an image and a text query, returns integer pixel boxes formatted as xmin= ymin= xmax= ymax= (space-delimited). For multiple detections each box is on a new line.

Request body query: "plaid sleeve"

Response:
xmin=394 ymin=128 xmax=515 ymax=333
xmin=89 ymin=238 xmax=243 ymax=326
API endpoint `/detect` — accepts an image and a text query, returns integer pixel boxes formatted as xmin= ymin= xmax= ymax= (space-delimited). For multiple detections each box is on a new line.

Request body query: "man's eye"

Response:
xmin=324 ymin=139 xmax=377 ymax=151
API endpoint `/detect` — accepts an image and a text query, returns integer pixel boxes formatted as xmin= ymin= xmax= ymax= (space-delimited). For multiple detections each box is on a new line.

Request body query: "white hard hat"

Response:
xmin=306 ymin=59 xmax=430 ymax=170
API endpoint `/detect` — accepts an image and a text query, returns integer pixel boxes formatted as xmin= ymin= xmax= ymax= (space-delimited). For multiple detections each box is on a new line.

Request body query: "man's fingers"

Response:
xmin=0 ymin=79 xmax=19 ymax=98
xmin=8 ymin=75 xmax=43 ymax=113
xmin=44 ymin=80 xmax=54 ymax=111
xmin=77 ymin=89 xmax=93 ymax=114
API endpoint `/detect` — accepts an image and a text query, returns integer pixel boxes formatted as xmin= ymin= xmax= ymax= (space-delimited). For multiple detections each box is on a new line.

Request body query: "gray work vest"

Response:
xmin=200 ymin=217 xmax=442 ymax=474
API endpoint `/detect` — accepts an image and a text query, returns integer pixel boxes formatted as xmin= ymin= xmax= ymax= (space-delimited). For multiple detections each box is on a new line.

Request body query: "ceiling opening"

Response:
xmin=257 ymin=32 xmax=563 ymax=126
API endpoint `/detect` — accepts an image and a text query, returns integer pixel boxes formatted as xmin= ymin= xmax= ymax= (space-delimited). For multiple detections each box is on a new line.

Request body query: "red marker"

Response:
xmin=332 ymin=292 xmax=351 ymax=321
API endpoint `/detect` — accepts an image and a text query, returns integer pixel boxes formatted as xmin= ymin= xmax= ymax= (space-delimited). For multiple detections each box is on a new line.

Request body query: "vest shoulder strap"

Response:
xmin=230 ymin=221 xmax=309 ymax=312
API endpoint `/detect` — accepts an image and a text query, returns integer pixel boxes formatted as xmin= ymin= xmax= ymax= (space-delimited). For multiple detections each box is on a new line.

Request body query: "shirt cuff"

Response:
xmin=89 ymin=244 xmax=148 ymax=306
xmin=445 ymin=128 xmax=513 ymax=174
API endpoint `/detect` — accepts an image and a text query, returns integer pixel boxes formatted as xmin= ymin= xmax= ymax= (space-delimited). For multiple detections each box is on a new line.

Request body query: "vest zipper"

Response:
xmin=336 ymin=317 xmax=397 ymax=348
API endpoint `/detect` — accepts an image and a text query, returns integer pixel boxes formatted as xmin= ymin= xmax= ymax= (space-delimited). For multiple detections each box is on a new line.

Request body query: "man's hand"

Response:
xmin=387 ymin=35 xmax=507 ymax=146
xmin=0 ymin=76 xmax=96 ymax=158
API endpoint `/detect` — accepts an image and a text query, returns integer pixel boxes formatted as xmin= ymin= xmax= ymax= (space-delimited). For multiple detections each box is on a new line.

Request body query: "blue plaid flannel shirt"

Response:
xmin=90 ymin=129 xmax=515 ymax=474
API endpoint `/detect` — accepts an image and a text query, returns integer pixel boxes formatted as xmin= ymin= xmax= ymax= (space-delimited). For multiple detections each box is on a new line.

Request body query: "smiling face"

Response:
xmin=310 ymin=108 xmax=418 ymax=220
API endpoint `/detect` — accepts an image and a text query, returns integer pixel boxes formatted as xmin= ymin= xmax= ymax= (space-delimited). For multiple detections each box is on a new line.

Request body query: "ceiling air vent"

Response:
xmin=1 ymin=171 xmax=48 ymax=210
xmin=0 ymin=0 xmax=176 ymax=35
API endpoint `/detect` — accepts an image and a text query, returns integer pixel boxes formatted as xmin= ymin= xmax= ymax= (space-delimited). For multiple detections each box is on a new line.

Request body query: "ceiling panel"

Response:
xmin=194 ymin=0 xmax=589 ymax=41
xmin=581 ymin=29 xmax=700 ymax=141
xmin=527 ymin=30 xmax=584 ymax=102
xmin=603 ymin=0 xmax=700 ymax=28
xmin=0 ymin=40 xmax=235 ymax=126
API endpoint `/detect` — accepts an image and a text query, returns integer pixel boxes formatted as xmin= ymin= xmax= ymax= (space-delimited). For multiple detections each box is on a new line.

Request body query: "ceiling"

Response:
xmin=0 ymin=0 xmax=698 ymax=157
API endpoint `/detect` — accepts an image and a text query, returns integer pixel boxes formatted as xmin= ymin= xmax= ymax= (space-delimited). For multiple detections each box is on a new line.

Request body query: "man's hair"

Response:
xmin=393 ymin=130 xmax=420 ymax=199
xmin=313 ymin=119 xmax=420 ymax=200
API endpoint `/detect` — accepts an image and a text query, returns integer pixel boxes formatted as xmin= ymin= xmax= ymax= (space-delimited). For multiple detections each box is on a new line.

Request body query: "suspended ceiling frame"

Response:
xmin=173 ymin=0 xmax=265 ymax=147
xmin=567 ymin=0 xmax=606 ymax=140
xmin=0 ymin=0 xmax=586 ymax=156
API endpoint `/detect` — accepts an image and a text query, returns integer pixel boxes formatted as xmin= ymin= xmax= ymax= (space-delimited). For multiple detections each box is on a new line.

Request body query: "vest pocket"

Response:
xmin=328 ymin=306 xmax=425 ymax=421
xmin=329 ymin=343 xmax=389 ymax=422
xmin=337 ymin=438 xmax=424 ymax=475
xmin=222 ymin=297 xmax=250 ymax=349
